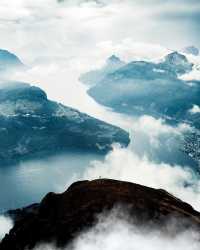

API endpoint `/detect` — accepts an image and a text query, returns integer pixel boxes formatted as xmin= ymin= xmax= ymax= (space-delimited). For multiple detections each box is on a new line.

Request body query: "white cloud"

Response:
xmin=0 ymin=216 xmax=13 ymax=241
xmin=97 ymin=40 xmax=170 ymax=62
xmin=180 ymin=54 xmax=200 ymax=81
xmin=189 ymin=105 xmax=200 ymax=114
xmin=83 ymin=145 xmax=200 ymax=211
xmin=34 ymin=209 xmax=200 ymax=250
xmin=0 ymin=0 xmax=198 ymax=65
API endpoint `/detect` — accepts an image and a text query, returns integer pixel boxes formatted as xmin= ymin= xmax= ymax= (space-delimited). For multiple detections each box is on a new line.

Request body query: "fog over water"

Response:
xmin=0 ymin=152 xmax=103 ymax=212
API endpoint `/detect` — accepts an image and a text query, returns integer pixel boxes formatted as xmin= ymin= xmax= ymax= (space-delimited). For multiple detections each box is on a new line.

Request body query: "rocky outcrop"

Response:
xmin=0 ymin=82 xmax=130 ymax=166
xmin=1 ymin=179 xmax=200 ymax=249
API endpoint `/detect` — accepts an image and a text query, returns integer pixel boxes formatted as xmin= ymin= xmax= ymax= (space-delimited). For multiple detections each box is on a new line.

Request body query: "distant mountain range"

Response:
xmin=82 ymin=51 xmax=200 ymax=124
xmin=80 ymin=51 xmax=200 ymax=166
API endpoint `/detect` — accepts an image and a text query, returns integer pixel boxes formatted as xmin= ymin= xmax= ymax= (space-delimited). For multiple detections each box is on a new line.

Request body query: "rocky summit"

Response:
xmin=0 ymin=82 xmax=129 ymax=166
xmin=1 ymin=179 xmax=200 ymax=250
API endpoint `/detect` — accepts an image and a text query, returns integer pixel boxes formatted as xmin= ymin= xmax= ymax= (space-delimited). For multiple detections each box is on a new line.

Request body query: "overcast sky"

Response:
xmin=0 ymin=0 xmax=199 ymax=64
xmin=0 ymin=0 xmax=199 ymax=114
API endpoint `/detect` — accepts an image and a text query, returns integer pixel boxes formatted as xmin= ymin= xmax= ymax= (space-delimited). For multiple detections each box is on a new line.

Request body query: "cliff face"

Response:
xmin=1 ymin=179 xmax=200 ymax=250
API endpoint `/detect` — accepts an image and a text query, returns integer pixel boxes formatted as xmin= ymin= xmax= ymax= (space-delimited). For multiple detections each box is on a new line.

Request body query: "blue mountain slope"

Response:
xmin=0 ymin=49 xmax=24 ymax=72
xmin=0 ymin=82 xmax=130 ymax=166
xmin=86 ymin=52 xmax=197 ymax=124
xmin=82 ymin=51 xmax=200 ymax=167
xmin=183 ymin=46 xmax=199 ymax=56
xmin=79 ymin=55 xmax=125 ymax=86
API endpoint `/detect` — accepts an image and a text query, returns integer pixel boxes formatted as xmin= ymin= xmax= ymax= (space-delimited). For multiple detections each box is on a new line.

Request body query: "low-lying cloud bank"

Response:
xmin=84 ymin=145 xmax=200 ymax=211
xmin=81 ymin=115 xmax=200 ymax=211
xmin=34 ymin=209 xmax=200 ymax=250
xmin=0 ymin=216 xmax=13 ymax=241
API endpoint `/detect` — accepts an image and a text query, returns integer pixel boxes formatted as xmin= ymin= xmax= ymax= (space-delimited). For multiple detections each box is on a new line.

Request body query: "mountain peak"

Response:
xmin=107 ymin=54 xmax=122 ymax=63
xmin=163 ymin=51 xmax=193 ymax=75
xmin=105 ymin=54 xmax=125 ymax=69
xmin=183 ymin=46 xmax=199 ymax=56
xmin=165 ymin=51 xmax=188 ymax=64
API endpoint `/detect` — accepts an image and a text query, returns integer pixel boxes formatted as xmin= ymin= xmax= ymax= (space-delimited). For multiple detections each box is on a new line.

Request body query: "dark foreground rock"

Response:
xmin=1 ymin=179 xmax=200 ymax=249
xmin=0 ymin=82 xmax=129 ymax=166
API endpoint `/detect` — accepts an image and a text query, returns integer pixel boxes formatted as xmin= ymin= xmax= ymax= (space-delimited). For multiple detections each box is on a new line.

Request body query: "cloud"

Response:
xmin=189 ymin=105 xmax=200 ymax=114
xmin=57 ymin=0 xmax=106 ymax=7
xmin=181 ymin=59 xmax=200 ymax=81
xmin=0 ymin=0 xmax=199 ymax=66
xmin=97 ymin=40 xmax=170 ymax=62
xmin=83 ymin=145 xmax=200 ymax=211
xmin=34 ymin=208 xmax=200 ymax=250
xmin=0 ymin=216 xmax=13 ymax=241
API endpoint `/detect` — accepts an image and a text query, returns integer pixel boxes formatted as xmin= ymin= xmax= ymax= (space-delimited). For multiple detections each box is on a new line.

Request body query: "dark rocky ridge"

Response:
xmin=1 ymin=179 xmax=200 ymax=250
xmin=0 ymin=82 xmax=130 ymax=166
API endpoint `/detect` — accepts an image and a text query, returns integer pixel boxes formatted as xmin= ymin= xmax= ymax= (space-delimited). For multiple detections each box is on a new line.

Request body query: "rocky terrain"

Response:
xmin=0 ymin=82 xmax=129 ymax=166
xmin=1 ymin=179 xmax=200 ymax=250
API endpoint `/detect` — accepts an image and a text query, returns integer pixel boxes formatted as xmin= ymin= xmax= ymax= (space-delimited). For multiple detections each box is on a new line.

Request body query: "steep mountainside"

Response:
xmin=0 ymin=82 xmax=129 ymax=166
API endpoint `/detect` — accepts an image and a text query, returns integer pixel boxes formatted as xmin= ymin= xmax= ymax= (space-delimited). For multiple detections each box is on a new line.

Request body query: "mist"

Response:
xmin=34 ymin=208 xmax=200 ymax=250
